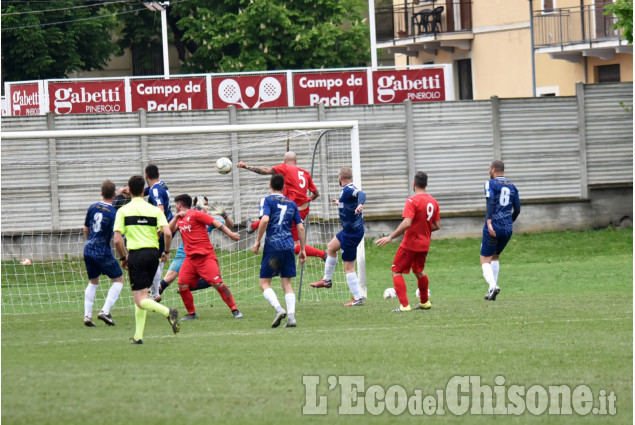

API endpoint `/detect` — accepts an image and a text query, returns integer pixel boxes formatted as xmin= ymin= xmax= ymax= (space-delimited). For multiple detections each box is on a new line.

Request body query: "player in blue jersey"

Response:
xmin=145 ymin=164 xmax=173 ymax=300
xmin=481 ymin=160 xmax=521 ymax=301
xmin=82 ymin=180 xmax=125 ymax=327
xmin=253 ymin=174 xmax=306 ymax=328
xmin=310 ymin=168 xmax=366 ymax=306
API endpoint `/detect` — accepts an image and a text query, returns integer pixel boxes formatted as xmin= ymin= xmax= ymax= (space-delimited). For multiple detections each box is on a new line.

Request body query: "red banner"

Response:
xmin=372 ymin=69 xmax=445 ymax=104
xmin=48 ymin=80 xmax=125 ymax=114
xmin=212 ymin=75 xmax=287 ymax=109
xmin=10 ymin=83 xmax=41 ymax=116
xmin=293 ymin=71 xmax=368 ymax=107
xmin=130 ymin=78 xmax=207 ymax=112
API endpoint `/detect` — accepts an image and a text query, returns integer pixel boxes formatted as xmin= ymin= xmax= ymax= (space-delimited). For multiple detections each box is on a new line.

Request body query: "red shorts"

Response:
xmin=391 ymin=246 xmax=428 ymax=274
xmin=291 ymin=208 xmax=310 ymax=242
xmin=179 ymin=254 xmax=223 ymax=287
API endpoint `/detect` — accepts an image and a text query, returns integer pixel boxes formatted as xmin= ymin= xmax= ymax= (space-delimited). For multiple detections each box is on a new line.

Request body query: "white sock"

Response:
xmin=84 ymin=283 xmax=98 ymax=318
xmin=323 ymin=255 xmax=337 ymax=281
xmin=491 ymin=260 xmax=500 ymax=283
xmin=346 ymin=272 xmax=361 ymax=300
xmin=284 ymin=292 xmax=296 ymax=315
xmin=263 ymin=288 xmax=283 ymax=313
xmin=150 ymin=262 xmax=164 ymax=297
xmin=101 ymin=281 xmax=124 ymax=315
xmin=482 ymin=263 xmax=497 ymax=290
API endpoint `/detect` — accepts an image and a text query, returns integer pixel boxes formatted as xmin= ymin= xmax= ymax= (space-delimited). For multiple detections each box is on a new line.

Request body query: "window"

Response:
xmin=542 ymin=0 xmax=554 ymax=12
xmin=596 ymin=64 xmax=621 ymax=82
xmin=457 ymin=59 xmax=473 ymax=100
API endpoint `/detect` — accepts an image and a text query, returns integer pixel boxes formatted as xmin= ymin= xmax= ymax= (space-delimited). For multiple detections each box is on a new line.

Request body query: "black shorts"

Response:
xmin=127 ymin=248 xmax=160 ymax=291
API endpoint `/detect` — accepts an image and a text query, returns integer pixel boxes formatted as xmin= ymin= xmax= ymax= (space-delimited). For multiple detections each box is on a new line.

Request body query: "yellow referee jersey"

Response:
xmin=114 ymin=197 xmax=168 ymax=250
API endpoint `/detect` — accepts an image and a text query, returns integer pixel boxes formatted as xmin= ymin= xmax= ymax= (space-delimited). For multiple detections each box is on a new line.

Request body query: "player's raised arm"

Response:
xmin=210 ymin=201 xmax=235 ymax=229
xmin=236 ymin=161 xmax=275 ymax=175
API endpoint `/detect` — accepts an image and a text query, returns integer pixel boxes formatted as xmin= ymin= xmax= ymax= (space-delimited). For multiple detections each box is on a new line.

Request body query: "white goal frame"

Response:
xmin=1 ymin=120 xmax=366 ymax=299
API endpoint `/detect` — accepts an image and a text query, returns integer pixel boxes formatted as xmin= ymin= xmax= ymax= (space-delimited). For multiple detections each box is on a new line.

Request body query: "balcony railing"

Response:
xmin=375 ymin=0 xmax=472 ymax=43
xmin=533 ymin=4 xmax=622 ymax=48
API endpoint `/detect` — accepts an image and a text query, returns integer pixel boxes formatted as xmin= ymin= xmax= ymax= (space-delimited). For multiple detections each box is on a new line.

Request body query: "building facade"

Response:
xmin=375 ymin=0 xmax=632 ymax=99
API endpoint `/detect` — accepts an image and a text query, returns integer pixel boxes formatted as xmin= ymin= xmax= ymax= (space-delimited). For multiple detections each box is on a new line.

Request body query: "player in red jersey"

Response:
xmin=376 ymin=171 xmax=441 ymax=312
xmin=169 ymin=194 xmax=241 ymax=320
xmin=236 ymin=151 xmax=326 ymax=259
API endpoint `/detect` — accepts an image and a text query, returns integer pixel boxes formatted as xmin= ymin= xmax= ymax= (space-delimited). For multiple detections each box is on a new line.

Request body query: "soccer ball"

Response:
xmin=383 ymin=287 xmax=397 ymax=299
xmin=216 ymin=157 xmax=232 ymax=175
xmin=20 ymin=258 xmax=32 ymax=266
xmin=415 ymin=288 xmax=431 ymax=298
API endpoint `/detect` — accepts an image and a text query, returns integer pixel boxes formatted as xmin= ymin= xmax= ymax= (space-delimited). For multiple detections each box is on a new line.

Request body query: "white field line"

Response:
xmin=4 ymin=315 xmax=630 ymax=347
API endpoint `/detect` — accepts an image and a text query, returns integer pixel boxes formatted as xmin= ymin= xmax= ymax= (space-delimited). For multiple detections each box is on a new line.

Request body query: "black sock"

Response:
xmin=159 ymin=279 xmax=169 ymax=294
xmin=192 ymin=278 xmax=211 ymax=291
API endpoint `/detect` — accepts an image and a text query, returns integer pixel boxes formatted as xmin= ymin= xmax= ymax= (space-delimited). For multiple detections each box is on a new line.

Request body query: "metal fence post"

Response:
xmin=46 ymin=112 xmax=60 ymax=230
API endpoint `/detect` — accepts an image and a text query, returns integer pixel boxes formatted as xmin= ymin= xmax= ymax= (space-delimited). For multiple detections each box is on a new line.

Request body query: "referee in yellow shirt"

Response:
xmin=114 ymin=175 xmax=180 ymax=344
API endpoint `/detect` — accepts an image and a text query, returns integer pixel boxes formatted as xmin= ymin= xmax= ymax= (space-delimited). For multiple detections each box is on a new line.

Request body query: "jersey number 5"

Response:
xmin=298 ymin=171 xmax=306 ymax=189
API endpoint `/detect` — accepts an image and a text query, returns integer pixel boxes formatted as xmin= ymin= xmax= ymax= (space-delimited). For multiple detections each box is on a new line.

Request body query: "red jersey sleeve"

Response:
xmin=194 ymin=209 xmax=215 ymax=226
xmin=403 ymin=197 xmax=417 ymax=219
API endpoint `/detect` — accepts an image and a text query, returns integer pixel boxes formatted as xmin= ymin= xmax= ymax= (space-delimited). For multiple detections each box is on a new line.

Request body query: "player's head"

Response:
xmin=193 ymin=195 xmax=208 ymax=211
xmin=413 ymin=171 xmax=428 ymax=190
xmin=339 ymin=167 xmax=353 ymax=186
xmin=490 ymin=160 xmax=504 ymax=178
xmin=283 ymin=151 xmax=297 ymax=164
xmin=270 ymin=174 xmax=285 ymax=192
xmin=128 ymin=175 xmax=145 ymax=196
xmin=101 ymin=180 xmax=116 ymax=200
xmin=175 ymin=194 xmax=192 ymax=211
xmin=145 ymin=164 xmax=159 ymax=181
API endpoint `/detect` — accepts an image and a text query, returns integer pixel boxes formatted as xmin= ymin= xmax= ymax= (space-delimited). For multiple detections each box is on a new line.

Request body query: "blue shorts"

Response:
xmin=84 ymin=253 xmax=123 ymax=280
xmin=260 ymin=250 xmax=296 ymax=279
xmin=168 ymin=243 xmax=186 ymax=273
xmin=480 ymin=225 xmax=512 ymax=257
xmin=336 ymin=229 xmax=364 ymax=262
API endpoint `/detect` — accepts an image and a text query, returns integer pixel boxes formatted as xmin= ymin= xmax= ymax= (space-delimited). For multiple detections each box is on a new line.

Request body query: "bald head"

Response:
xmin=283 ymin=151 xmax=297 ymax=164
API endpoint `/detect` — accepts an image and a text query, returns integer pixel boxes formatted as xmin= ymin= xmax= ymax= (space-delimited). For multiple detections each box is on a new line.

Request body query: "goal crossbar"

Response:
xmin=0 ymin=121 xmax=360 ymax=140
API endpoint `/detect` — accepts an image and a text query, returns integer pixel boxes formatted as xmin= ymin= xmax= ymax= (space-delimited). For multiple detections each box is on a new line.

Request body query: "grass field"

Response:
xmin=2 ymin=228 xmax=632 ymax=424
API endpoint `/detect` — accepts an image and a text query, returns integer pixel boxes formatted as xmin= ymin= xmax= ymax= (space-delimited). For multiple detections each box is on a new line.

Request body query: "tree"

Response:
xmin=171 ymin=0 xmax=370 ymax=73
xmin=605 ymin=0 xmax=633 ymax=44
xmin=1 ymin=1 xmax=122 ymax=82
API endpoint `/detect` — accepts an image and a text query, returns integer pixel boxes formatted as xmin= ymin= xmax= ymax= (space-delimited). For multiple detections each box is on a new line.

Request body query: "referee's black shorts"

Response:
xmin=127 ymin=248 xmax=161 ymax=291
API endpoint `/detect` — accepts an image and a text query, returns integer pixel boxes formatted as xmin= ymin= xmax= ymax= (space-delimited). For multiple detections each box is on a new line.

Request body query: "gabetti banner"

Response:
xmin=293 ymin=71 xmax=368 ymax=107
xmin=212 ymin=74 xmax=288 ymax=109
xmin=373 ymin=68 xmax=445 ymax=104
xmin=48 ymin=80 xmax=126 ymax=114
xmin=130 ymin=78 xmax=207 ymax=112
xmin=10 ymin=83 xmax=41 ymax=116
xmin=3 ymin=65 xmax=453 ymax=115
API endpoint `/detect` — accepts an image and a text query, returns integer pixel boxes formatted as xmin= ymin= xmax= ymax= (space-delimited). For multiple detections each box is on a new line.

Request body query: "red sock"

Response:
xmin=178 ymin=287 xmax=196 ymax=315
xmin=216 ymin=283 xmax=237 ymax=311
xmin=392 ymin=275 xmax=409 ymax=307
xmin=251 ymin=219 xmax=260 ymax=231
xmin=417 ymin=275 xmax=429 ymax=303
xmin=295 ymin=244 xmax=325 ymax=259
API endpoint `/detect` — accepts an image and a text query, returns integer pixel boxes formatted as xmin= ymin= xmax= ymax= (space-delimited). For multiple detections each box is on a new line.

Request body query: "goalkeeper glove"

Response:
xmin=210 ymin=201 xmax=227 ymax=218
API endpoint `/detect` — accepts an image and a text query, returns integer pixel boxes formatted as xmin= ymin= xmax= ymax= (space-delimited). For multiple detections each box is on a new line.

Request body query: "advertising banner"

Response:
xmin=211 ymin=75 xmax=288 ymax=109
xmin=10 ymin=83 xmax=41 ymax=116
xmin=48 ymin=80 xmax=126 ymax=114
xmin=130 ymin=78 xmax=207 ymax=111
xmin=293 ymin=71 xmax=368 ymax=107
xmin=373 ymin=68 xmax=446 ymax=104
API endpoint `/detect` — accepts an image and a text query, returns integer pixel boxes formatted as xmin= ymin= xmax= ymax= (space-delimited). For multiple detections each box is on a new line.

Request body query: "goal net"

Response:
xmin=1 ymin=121 xmax=364 ymax=314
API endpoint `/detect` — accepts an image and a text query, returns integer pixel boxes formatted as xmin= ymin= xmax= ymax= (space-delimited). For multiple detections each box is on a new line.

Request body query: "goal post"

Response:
xmin=1 ymin=120 xmax=365 ymax=314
